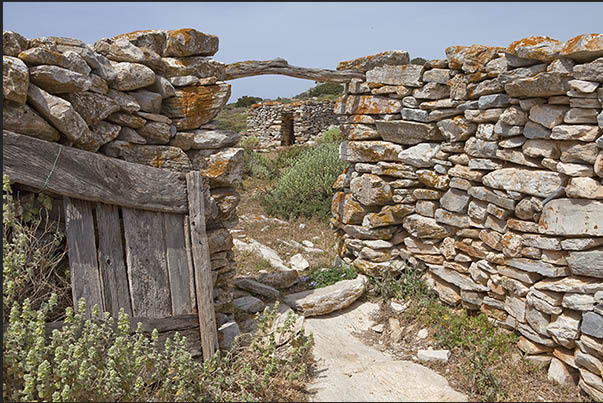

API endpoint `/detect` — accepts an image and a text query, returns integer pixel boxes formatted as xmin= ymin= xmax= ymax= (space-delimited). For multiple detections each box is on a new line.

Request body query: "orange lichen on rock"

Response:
xmin=446 ymin=44 xmax=504 ymax=73
xmin=506 ymin=35 xmax=562 ymax=61
xmin=559 ymin=33 xmax=603 ymax=61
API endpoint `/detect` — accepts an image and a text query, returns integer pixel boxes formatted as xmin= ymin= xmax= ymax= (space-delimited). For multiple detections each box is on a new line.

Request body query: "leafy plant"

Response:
xmin=261 ymin=143 xmax=348 ymax=220
xmin=301 ymin=265 xmax=357 ymax=289
xmin=314 ymin=126 xmax=343 ymax=144
xmin=367 ymin=265 xmax=434 ymax=302
xmin=242 ymin=149 xmax=277 ymax=181
xmin=411 ymin=57 xmax=427 ymax=65
xmin=233 ymin=96 xmax=263 ymax=108
xmin=3 ymin=175 xmax=70 ymax=323
xmin=295 ymin=82 xmax=343 ymax=99
xmin=239 ymin=136 xmax=260 ymax=150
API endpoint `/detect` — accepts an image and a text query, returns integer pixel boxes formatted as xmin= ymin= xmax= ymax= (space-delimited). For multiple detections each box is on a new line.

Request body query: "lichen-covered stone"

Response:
xmin=63 ymin=91 xmax=120 ymax=125
xmin=366 ymin=64 xmax=423 ymax=87
xmin=3 ymin=56 xmax=29 ymax=104
xmin=350 ymin=174 xmax=393 ymax=206
xmin=504 ymin=72 xmax=570 ymax=97
xmin=339 ymin=141 xmax=403 ymax=162
xmin=376 ymin=120 xmax=443 ymax=144
xmin=110 ymin=62 xmax=156 ymax=91
xmin=2 ymin=103 xmax=60 ymax=141
xmin=199 ymin=147 xmax=244 ymax=187
xmin=101 ymin=140 xmax=192 ymax=171
xmin=162 ymin=83 xmax=230 ymax=130
xmin=3 ymin=31 xmax=29 ymax=56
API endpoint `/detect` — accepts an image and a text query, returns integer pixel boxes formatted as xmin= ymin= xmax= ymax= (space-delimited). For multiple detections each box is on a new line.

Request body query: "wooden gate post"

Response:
xmin=185 ymin=171 xmax=219 ymax=361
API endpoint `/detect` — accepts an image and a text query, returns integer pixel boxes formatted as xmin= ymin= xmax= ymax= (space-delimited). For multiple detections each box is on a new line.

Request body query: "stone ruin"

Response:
xmin=331 ymin=35 xmax=603 ymax=399
xmin=3 ymin=28 xmax=241 ymax=334
xmin=245 ymin=99 xmax=342 ymax=147
xmin=3 ymin=26 xmax=603 ymax=399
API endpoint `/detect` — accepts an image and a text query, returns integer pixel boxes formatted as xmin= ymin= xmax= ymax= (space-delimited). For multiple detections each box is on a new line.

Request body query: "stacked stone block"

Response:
xmin=331 ymin=35 xmax=603 ymax=399
xmin=3 ymin=28 xmax=243 ymax=318
xmin=246 ymin=99 xmax=342 ymax=147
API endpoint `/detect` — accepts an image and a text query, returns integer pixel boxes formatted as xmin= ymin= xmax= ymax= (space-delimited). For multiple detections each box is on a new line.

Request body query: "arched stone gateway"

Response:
xmin=3 ymin=27 xmax=603 ymax=400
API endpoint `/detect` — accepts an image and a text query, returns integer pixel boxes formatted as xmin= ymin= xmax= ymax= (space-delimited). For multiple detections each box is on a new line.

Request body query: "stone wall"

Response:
xmin=331 ymin=35 xmax=603 ymax=399
xmin=246 ymin=99 xmax=341 ymax=147
xmin=3 ymin=28 xmax=243 ymax=323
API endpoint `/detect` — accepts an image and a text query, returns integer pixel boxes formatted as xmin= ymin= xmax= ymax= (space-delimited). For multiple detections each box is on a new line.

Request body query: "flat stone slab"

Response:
xmin=538 ymin=199 xmax=603 ymax=236
xmin=304 ymin=301 xmax=467 ymax=402
xmin=283 ymin=275 xmax=367 ymax=317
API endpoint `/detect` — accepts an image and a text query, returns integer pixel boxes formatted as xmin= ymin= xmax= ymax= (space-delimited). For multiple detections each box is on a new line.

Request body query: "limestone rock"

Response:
xmin=504 ymin=72 xmax=569 ymax=97
xmin=3 ymin=56 xmax=29 ymax=104
xmin=101 ymin=141 xmax=192 ymax=171
xmin=110 ymin=62 xmax=156 ymax=91
xmin=283 ymin=275 xmax=367 ymax=317
xmin=437 ymin=116 xmax=476 ymax=142
xmin=376 ymin=120 xmax=444 ymax=145
xmin=161 ymin=83 xmax=231 ymax=130
xmin=335 ymin=95 xmax=402 ymax=115
xmin=523 ymin=121 xmax=551 ymax=139
xmin=506 ymin=36 xmax=563 ymax=62
xmin=413 ymin=82 xmax=450 ymax=100
xmin=566 ymin=249 xmax=603 ymax=278
xmin=234 ymin=278 xmax=279 ymax=299
xmin=538 ymin=199 xmax=603 ymax=236
xmin=417 ymin=349 xmax=451 ymax=363
xmin=340 ymin=141 xmax=403 ymax=163
xmin=107 ymin=111 xmax=145 ymax=128
xmin=2 ymin=103 xmax=60 ymax=141
xmin=507 ymin=258 xmax=569 ymax=277
xmin=398 ymin=143 xmax=440 ymax=168
xmin=547 ymin=310 xmax=582 ymax=340
xmin=233 ymin=295 xmax=265 ymax=313
xmin=440 ymin=188 xmax=470 ymax=213
xmin=289 ymin=254 xmax=310 ymax=272
xmin=573 ymin=56 xmax=603 ymax=82
xmin=566 ymin=177 xmax=603 ymax=199
xmin=94 ymin=37 xmax=162 ymax=64
xmin=258 ymin=269 xmax=299 ymax=289
xmin=136 ymin=121 xmax=171 ymax=144
xmin=429 ymin=265 xmax=489 ymax=292
xmin=446 ymin=44 xmax=503 ymax=73
xmin=200 ymin=147 xmax=243 ymax=187
xmin=130 ymin=90 xmax=162 ymax=114
xmin=27 ymin=83 xmax=97 ymax=151
xmin=529 ymin=104 xmax=568 ymax=129
xmin=482 ymin=168 xmax=564 ymax=198
xmin=148 ymin=75 xmax=176 ymax=98
xmin=107 ymin=89 xmax=140 ymax=112
xmin=171 ymin=129 xmax=239 ymax=150
xmin=563 ymin=293 xmax=595 ymax=311
xmin=581 ymin=312 xmax=603 ymax=338
xmin=116 ymin=127 xmax=147 ymax=144
xmin=366 ymin=64 xmax=424 ymax=87
xmin=362 ymin=204 xmax=414 ymax=228
xmin=548 ymin=357 xmax=579 ymax=387
xmin=218 ymin=321 xmax=240 ymax=350
xmin=337 ymin=50 xmax=410 ymax=71
xmin=349 ymin=174 xmax=392 ymax=206
xmin=153 ymin=56 xmax=225 ymax=79
xmin=29 ymin=65 xmax=91 ymax=93
xmin=63 ymin=91 xmax=120 ymax=126
xmin=560 ymin=33 xmax=603 ymax=62
xmin=403 ymin=214 xmax=451 ymax=239
xmin=3 ymin=31 xmax=29 ymax=57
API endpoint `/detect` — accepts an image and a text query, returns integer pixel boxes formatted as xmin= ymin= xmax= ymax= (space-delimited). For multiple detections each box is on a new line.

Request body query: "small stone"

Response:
xmin=529 ymin=104 xmax=568 ymax=129
xmin=390 ymin=300 xmax=410 ymax=313
xmin=551 ymin=125 xmax=600 ymax=141
xmin=234 ymin=278 xmax=280 ymax=299
xmin=233 ymin=295 xmax=265 ymax=313
xmin=548 ymin=357 xmax=579 ymax=387
xmin=417 ymin=328 xmax=429 ymax=339
xmin=417 ymin=349 xmax=451 ymax=363
xmin=372 ymin=323 xmax=384 ymax=333
xmin=289 ymin=254 xmax=310 ymax=272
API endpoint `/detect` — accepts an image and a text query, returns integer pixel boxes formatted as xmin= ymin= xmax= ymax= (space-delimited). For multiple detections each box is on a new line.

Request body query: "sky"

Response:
xmin=3 ymin=2 xmax=603 ymax=103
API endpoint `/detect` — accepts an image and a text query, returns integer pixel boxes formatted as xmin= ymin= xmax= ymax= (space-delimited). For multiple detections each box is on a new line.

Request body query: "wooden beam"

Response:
xmin=46 ymin=313 xmax=200 ymax=334
xmin=3 ymin=130 xmax=188 ymax=214
xmin=224 ymin=58 xmax=365 ymax=82
xmin=186 ymin=171 xmax=219 ymax=361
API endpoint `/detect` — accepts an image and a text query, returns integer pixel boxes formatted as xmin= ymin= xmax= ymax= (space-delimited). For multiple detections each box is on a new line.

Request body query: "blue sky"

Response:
xmin=4 ymin=2 xmax=602 ymax=102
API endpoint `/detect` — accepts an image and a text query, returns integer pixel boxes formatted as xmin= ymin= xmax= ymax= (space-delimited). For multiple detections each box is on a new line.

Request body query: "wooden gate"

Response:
xmin=3 ymin=130 xmax=218 ymax=361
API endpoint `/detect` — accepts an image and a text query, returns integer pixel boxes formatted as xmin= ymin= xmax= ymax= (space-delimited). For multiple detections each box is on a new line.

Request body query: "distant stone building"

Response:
xmin=245 ymin=99 xmax=342 ymax=147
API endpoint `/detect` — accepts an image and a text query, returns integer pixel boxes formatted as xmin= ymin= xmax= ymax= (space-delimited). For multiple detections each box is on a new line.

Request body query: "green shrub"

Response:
xmin=215 ymin=105 xmax=248 ymax=133
xmin=367 ymin=265 xmax=435 ymax=302
xmin=233 ymin=96 xmax=263 ymax=108
xmin=295 ymin=82 xmax=344 ymax=99
xmin=262 ymin=143 xmax=348 ymax=220
xmin=3 ymin=297 xmax=313 ymax=402
xmin=3 ymin=175 xmax=70 ymax=323
xmin=411 ymin=57 xmax=427 ymax=65
xmin=301 ymin=265 xmax=357 ymax=289
xmin=272 ymin=145 xmax=310 ymax=170
xmin=242 ymin=149 xmax=277 ymax=181
xmin=239 ymin=136 xmax=260 ymax=150
xmin=315 ymin=126 xmax=342 ymax=144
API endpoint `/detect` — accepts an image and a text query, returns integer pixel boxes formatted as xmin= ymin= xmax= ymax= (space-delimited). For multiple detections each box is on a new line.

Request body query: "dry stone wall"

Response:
xmin=246 ymin=99 xmax=342 ymax=147
xmin=3 ymin=28 xmax=243 ymax=322
xmin=331 ymin=35 xmax=603 ymax=399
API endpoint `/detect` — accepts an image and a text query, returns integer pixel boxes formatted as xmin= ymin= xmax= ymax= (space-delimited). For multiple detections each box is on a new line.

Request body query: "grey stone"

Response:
xmin=428 ymin=265 xmax=489 ymax=292
xmin=171 ymin=129 xmax=239 ymax=150
xmin=482 ymin=168 xmax=564 ymax=198
xmin=110 ymin=62 xmax=156 ymax=91
xmin=3 ymin=31 xmax=29 ymax=56
xmin=440 ymin=188 xmax=470 ymax=213
xmin=3 ymin=56 xmax=29 ymax=104
xmin=551 ymin=125 xmax=600 ymax=141
xmin=233 ymin=295 xmax=265 ymax=313
xmin=366 ymin=64 xmax=424 ymax=87
xmin=564 ymin=108 xmax=599 ymax=124
xmin=523 ymin=121 xmax=552 ymax=139
xmin=89 ymin=121 xmax=121 ymax=148
xmin=581 ymin=312 xmax=603 ymax=338
xmin=93 ymin=37 xmax=161 ymax=64
xmin=464 ymin=137 xmax=497 ymax=158
xmin=566 ymin=249 xmax=603 ymax=278
xmin=376 ymin=120 xmax=444 ymax=145
xmin=573 ymin=57 xmax=603 ymax=82
xmin=478 ymin=94 xmax=510 ymax=109
xmin=417 ymin=349 xmax=451 ymax=363
xmin=548 ymin=358 xmax=579 ymax=387
xmin=218 ymin=321 xmax=240 ymax=350
xmin=437 ymin=117 xmax=476 ymax=142
xmin=494 ymin=122 xmax=523 ymax=138
xmin=106 ymin=89 xmax=140 ymax=112
xmin=413 ymin=82 xmax=450 ymax=100
xmin=561 ymin=238 xmax=603 ymax=251
xmin=154 ymin=56 xmax=225 ymax=79
xmin=398 ymin=143 xmax=440 ymax=167
xmin=63 ymin=91 xmax=120 ymax=126
xmin=529 ymin=104 xmax=569 ymax=128
xmin=517 ymin=322 xmax=556 ymax=347
xmin=168 ymin=75 xmax=199 ymax=86
xmin=234 ymin=277 xmax=279 ymax=299
xmin=27 ymin=83 xmax=97 ymax=151
xmin=2 ymin=103 xmax=60 ymax=141
xmin=434 ymin=208 xmax=471 ymax=228
xmin=566 ymin=177 xmax=603 ymax=197
xmin=422 ymin=68 xmax=450 ymax=84
xmin=29 ymin=64 xmax=91 ymax=93
xmin=339 ymin=141 xmax=403 ymax=162
xmin=548 ymin=310 xmax=582 ymax=340
xmin=539 ymin=199 xmax=603 ymax=236
xmin=116 ymin=126 xmax=147 ymax=144
xmin=130 ymin=89 xmax=162 ymax=113
xmin=526 ymin=304 xmax=551 ymax=335
xmin=107 ymin=111 xmax=146 ymax=128
xmin=400 ymin=108 xmax=430 ymax=122
xmin=468 ymin=186 xmax=515 ymax=210
xmin=403 ymin=214 xmax=450 ymax=239
xmin=504 ymin=72 xmax=570 ymax=97
xmin=101 ymin=141 xmax=192 ymax=171
xmin=507 ymin=258 xmax=570 ymax=277
xmin=562 ymin=293 xmax=595 ymax=311
xmin=283 ymin=275 xmax=367 ymax=317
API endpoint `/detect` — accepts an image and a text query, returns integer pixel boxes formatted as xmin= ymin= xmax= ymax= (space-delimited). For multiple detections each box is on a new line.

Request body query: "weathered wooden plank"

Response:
xmin=122 ymin=208 xmax=172 ymax=318
xmin=186 ymin=171 xmax=218 ymax=361
xmin=184 ymin=216 xmax=198 ymax=314
xmin=164 ymin=213 xmax=195 ymax=315
xmin=224 ymin=58 xmax=365 ymax=82
xmin=96 ymin=203 xmax=132 ymax=318
xmin=3 ymin=130 xmax=188 ymax=213
xmin=63 ymin=197 xmax=103 ymax=318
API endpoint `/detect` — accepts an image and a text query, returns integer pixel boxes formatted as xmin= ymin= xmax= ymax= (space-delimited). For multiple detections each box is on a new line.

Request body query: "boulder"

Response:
xmin=3 ymin=56 xmax=29 ymax=104
xmin=506 ymin=36 xmax=563 ymax=62
xmin=504 ymin=72 xmax=569 ymax=97
xmin=29 ymin=65 xmax=91 ymax=93
xmin=162 ymin=28 xmax=219 ymax=57
xmin=161 ymin=83 xmax=231 ymax=130
xmin=2 ymin=103 xmax=60 ymax=141
xmin=538 ymin=199 xmax=603 ymax=236
xmin=559 ymin=33 xmax=603 ymax=62
xmin=200 ymin=147 xmax=244 ymax=187
xmin=18 ymin=47 xmax=91 ymax=75
xmin=283 ymin=275 xmax=367 ymax=317
xmin=110 ymin=62 xmax=156 ymax=91
xmin=63 ymin=91 xmax=120 ymax=126
xmin=3 ymin=31 xmax=29 ymax=56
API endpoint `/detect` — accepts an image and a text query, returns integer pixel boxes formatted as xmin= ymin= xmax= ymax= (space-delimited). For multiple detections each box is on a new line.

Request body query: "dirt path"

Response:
xmin=303 ymin=300 xmax=468 ymax=402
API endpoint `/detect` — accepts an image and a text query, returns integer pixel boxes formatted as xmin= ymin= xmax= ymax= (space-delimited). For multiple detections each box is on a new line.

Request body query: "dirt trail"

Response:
xmin=304 ymin=300 xmax=468 ymax=402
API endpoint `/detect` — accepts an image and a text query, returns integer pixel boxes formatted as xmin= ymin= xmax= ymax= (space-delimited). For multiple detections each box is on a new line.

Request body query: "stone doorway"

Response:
xmin=280 ymin=112 xmax=295 ymax=146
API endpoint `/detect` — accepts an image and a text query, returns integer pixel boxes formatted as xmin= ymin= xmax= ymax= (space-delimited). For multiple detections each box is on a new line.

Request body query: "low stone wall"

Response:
xmin=246 ymin=99 xmax=341 ymax=147
xmin=3 ymin=28 xmax=243 ymax=320
xmin=331 ymin=35 xmax=603 ymax=399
